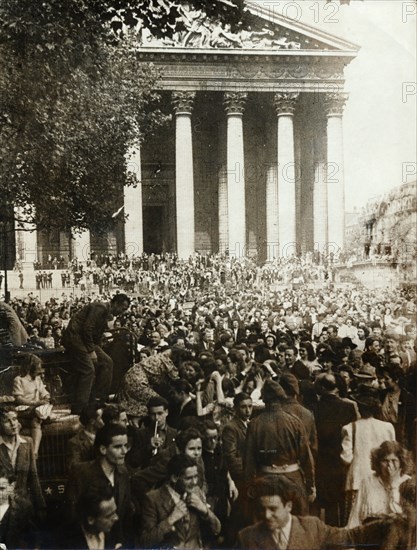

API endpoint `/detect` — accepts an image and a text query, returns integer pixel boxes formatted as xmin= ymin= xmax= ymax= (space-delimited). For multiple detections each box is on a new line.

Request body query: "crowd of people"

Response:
xmin=0 ymin=252 xmax=416 ymax=549
xmin=20 ymin=252 xmax=338 ymax=295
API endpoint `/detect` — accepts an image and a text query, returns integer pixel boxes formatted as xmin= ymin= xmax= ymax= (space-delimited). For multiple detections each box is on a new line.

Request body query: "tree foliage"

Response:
xmin=1 ymin=1 xmax=235 ymax=233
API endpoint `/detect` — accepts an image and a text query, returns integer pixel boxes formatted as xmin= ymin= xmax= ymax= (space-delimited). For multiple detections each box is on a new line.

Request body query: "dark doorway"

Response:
xmin=143 ymin=206 xmax=165 ymax=253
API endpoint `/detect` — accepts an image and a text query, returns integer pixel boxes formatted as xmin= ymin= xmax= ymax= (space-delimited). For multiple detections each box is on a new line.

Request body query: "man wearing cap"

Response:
xmin=243 ymin=379 xmax=315 ymax=515
xmin=353 ymin=356 xmax=379 ymax=387
xmin=280 ymin=374 xmax=318 ymax=459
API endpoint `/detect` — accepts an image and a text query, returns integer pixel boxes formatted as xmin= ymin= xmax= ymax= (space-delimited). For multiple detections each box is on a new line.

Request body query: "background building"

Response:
xmin=7 ymin=2 xmax=359 ymax=266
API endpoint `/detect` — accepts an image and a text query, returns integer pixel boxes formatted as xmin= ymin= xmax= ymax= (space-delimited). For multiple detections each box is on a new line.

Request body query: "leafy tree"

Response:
xmin=0 ymin=1 xmax=174 ymax=233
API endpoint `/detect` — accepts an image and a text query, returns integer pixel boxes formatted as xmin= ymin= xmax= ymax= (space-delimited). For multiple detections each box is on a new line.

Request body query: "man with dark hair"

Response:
xmin=283 ymin=346 xmax=310 ymax=380
xmin=381 ymin=363 xmax=416 ymax=448
xmin=237 ymin=476 xmax=352 ymax=550
xmin=314 ymin=373 xmax=358 ymax=525
xmin=101 ymin=404 xmax=129 ymax=429
xmin=67 ymin=403 xmax=104 ymax=471
xmin=0 ymin=468 xmax=37 ymax=549
xmin=127 ymin=396 xmax=177 ymax=470
xmin=222 ymin=393 xmax=253 ymax=486
xmin=59 ymin=486 xmax=119 ymax=549
xmin=62 ymin=293 xmax=131 ymax=414
xmin=202 ymin=420 xmax=236 ymax=530
xmin=364 ymin=336 xmax=382 ymax=355
xmin=65 ymin=424 xmax=131 ymax=546
xmin=384 ymin=332 xmax=408 ymax=367
xmin=168 ymin=379 xmax=197 ymax=429
xmin=244 ymin=380 xmax=315 ymax=516
xmin=140 ymin=454 xmax=221 ymax=549
xmin=222 ymin=392 xmax=253 ymax=544
xmin=214 ymin=332 xmax=234 ymax=356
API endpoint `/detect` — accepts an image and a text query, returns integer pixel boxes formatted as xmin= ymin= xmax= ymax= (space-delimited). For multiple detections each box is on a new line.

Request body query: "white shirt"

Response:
xmin=82 ymin=527 xmax=105 ymax=550
xmin=0 ymin=434 xmax=27 ymax=468
xmin=0 ymin=502 xmax=9 ymax=522
xmin=341 ymin=418 xmax=396 ymax=491
xmin=272 ymin=515 xmax=292 ymax=550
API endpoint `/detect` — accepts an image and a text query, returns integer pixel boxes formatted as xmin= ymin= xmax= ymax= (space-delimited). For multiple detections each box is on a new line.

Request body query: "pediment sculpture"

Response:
xmin=138 ymin=4 xmax=301 ymax=50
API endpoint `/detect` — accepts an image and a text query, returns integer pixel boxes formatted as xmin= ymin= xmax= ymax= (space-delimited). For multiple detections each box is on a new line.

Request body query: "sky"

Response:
xmin=255 ymin=0 xmax=417 ymax=210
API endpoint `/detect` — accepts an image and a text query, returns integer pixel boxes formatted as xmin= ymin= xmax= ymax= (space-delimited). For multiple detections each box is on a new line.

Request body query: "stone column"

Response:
xmin=224 ymin=92 xmax=247 ymax=258
xmin=173 ymin=91 xmax=196 ymax=259
xmin=217 ymin=116 xmax=228 ymax=254
xmin=313 ymin=121 xmax=328 ymax=255
xmin=274 ymin=93 xmax=299 ymax=257
xmin=218 ymin=164 xmax=228 ymax=254
xmin=124 ymin=142 xmax=144 ymax=256
xmin=265 ymin=164 xmax=279 ymax=261
xmin=15 ymin=208 xmax=38 ymax=268
xmin=72 ymin=230 xmax=90 ymax=263
xmin=294 ymin=124 xmax=303 ymax=255
xmin=325 ymin=92 xmax=348 ymax=253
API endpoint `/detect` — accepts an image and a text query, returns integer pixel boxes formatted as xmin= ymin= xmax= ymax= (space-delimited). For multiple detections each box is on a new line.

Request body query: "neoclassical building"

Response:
xmin=15 ymin=2 xmax=359 ymax=265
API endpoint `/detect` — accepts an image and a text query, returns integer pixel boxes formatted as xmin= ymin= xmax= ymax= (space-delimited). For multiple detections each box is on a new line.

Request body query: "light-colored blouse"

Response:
xmin=347 ymin=472 xmax=410 ymax=528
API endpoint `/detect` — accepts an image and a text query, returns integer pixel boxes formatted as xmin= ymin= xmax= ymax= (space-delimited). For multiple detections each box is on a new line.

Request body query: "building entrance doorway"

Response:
xmin=143 ymin=205 xmax=165 ymax=253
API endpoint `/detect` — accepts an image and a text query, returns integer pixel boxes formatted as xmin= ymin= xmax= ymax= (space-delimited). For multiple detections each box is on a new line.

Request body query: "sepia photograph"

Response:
xmin=0 ymin=0 xmax=416 ymax=548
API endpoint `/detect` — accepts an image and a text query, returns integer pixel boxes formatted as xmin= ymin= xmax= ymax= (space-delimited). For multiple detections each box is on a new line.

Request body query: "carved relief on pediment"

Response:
xmin=138 ymin=4 xmax=303 ymax=50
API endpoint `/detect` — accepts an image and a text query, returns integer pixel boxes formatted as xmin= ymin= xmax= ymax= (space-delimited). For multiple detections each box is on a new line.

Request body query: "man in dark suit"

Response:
xmin=140 ymin=454 xmax=221 ymax=549
xmin=230 ymin=319 xmax=246 ymax=344
xmin=65 ymin=424 xmax=131 ymax=546
xmin=381 ymin=363 xmax=416 ymax=449
xmin=67 ymin=402 xmax=104 ymax=471
xmin=0 ymin=468 xmax=37 ymax=549
xmin=222 ymin=393 xmax=253 ymax=486
xmin=59 ymin=486 xmax=119 ymax=549
xmin=126 ymin=396 xmax=176 ymax=470
xmin=314 ymin=373 xmax=358 ymax=525
xmin=222 ymin=393 xmax=253 ymax=544
xmin=62 ymin=294 xmax=130 ymax=414
xmin=214 ymin=332 xmax=234 ymax=356
xmin=168 ymin=379 xmax=198 ymax=430
xmin=0 ymin=409 xmax=45 ymax=513
xmin=196 ymin=328 xmax=215 ymax=353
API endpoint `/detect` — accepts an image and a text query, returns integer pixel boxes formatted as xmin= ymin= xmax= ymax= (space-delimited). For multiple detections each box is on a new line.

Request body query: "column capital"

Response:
xmin=273 ymin=92 xmax=299 ymax=116
xmin=224 ymin=92 xmax=248 ymax=115
xmin=324 ymin=92 xmax=348 ymax=117
xmin=172 ymin=91 xmax=196 ymax=115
